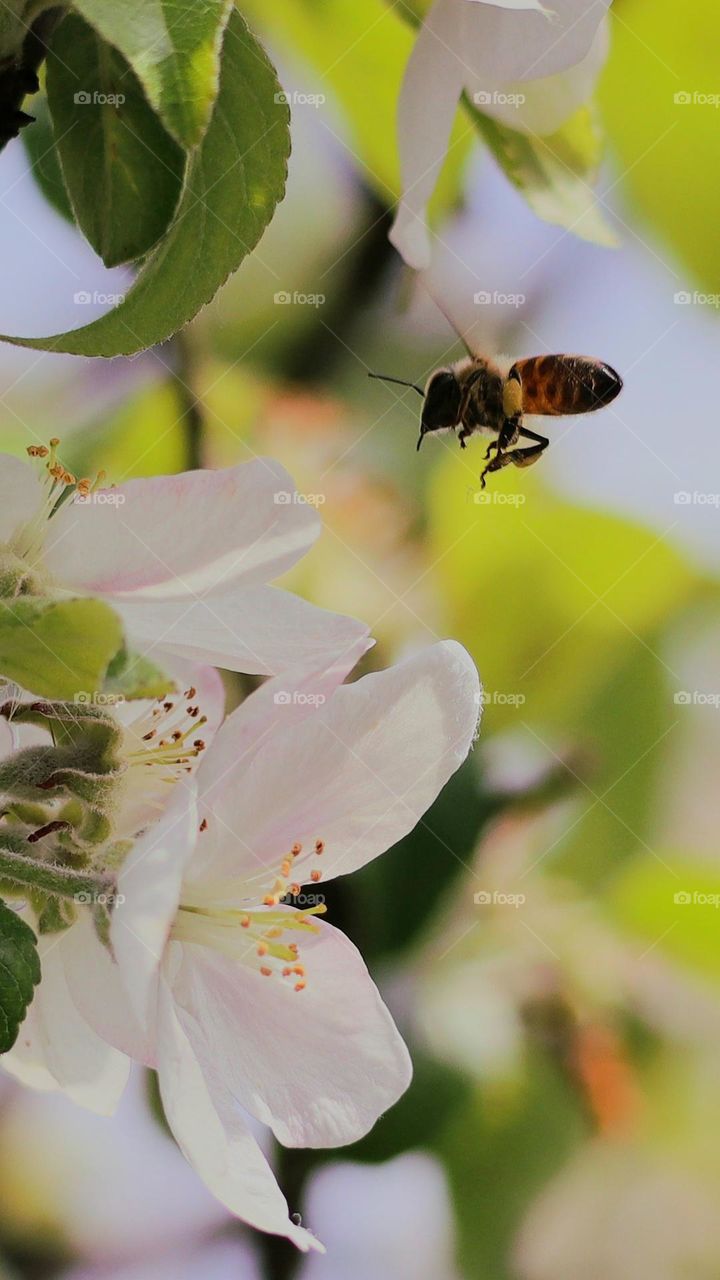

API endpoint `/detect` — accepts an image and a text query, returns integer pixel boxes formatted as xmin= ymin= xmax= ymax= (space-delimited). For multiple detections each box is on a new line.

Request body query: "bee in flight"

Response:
xmin=369 ymin=345 xmax=623 ymax=489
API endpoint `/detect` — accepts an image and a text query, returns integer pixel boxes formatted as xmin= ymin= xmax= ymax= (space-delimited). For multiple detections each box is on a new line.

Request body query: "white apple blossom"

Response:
xmin=0 ymin=660 xmax=226 ymax=1114
xmin=0 ymin=445 xmax=369 ymax=679
xmin=390 ymin=0 xmax=612 ymax=269
xmin=25 ymin=640 xmax=480 ymax=1247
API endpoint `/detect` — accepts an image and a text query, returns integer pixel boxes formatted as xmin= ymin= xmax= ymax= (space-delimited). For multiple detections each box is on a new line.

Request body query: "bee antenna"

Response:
xmin=368 ymin=372 xmax=424 ymax=397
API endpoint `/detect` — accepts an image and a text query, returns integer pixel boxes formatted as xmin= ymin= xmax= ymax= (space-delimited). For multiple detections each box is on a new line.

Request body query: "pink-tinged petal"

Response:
xmin=389 ymin=0 xmax=467 ymax=270
xmin=0 ymin=453 xmax=44 ymax=544
xmin=112 ymin=587 xmax=371 ymax=678
xmin=189 ymin=641 xmax=481 ymax=889
xmin=59 ymin=912 xmax=152 ymax=1064
xmin=112 ymin=790 xmax=199 ymax=1041
xmin=473 ymin=18 xmax=609 ymax=134
xmin=156 ymin=967 xmax=322 ymax=1251
xmin=2 ymin=929 xmax=130 ymax=1115
xmin=45 ymin=460 xmax=320 ymax=598
xmin=168 ymin=920 xmax=412 ymax=1149
xmin=195 ymin=634 xmax=372 ymax=823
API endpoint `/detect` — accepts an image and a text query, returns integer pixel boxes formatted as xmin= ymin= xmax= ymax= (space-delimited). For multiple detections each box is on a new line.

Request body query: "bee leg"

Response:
xmin=480 ymin=431 xmax=548 ymax=486
xmin=484 ymin=438 xmax=500 ymax=460
xmin=508 ymin=439 xmax=548 ymax=469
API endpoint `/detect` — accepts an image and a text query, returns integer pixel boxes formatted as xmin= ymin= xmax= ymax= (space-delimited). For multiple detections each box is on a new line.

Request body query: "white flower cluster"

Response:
xmin=0 ymin=449 xmax=482 ymax=1252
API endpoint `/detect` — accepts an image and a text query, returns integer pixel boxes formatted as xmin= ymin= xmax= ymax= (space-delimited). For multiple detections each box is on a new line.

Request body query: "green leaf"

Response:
xmin=46 ymin=13 xmax=186 ymax=267
xmin=468 ymin=100 xmax=618 ymax=247
xmin=71 ymin=0 xmax=233 ymax=148
xmin=438 ymin=1055 xmax=586 ymax=1279
xmin=0 ymin=899 xmax=40 ymax=1053
xmin=21 ymin=91 xmax=75 ymax=226
xmin=0 ymin=597 xmax=123 ymax=700
xmin=428 ymin=454 xmax=695 ymax=731
xmin=600 ymin=0 xmax=720 ymax=291
xmin=610 ymin=852 xmax=720 ymax=983
xmin=0 ymin=9 xmax=290 ymax=356
xmin=240 ymin=0 xmax=471 ymax=223
xmin=0 ymin=1 xmax=29 ymax=61
xmin=105 ymin=645 xmax=173 ymax=700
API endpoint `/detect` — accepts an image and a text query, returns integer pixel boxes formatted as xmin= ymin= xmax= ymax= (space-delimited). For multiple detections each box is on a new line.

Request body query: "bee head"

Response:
xmin=418 ymin=369 xmax=462 ymax=450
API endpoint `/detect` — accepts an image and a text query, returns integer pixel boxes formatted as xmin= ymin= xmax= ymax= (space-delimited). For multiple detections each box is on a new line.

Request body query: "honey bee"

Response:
xmin=370 ymin=347 xmax=622 ymax=489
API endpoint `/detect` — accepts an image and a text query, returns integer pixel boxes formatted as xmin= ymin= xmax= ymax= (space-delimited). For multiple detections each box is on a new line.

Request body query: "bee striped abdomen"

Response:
xmin=512 ymin=355 xmax=623 ymax=417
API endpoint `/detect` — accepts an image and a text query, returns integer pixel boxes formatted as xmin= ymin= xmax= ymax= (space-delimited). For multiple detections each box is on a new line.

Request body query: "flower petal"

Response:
xmin=59 ymin=911 xmax=152 ymax=1064
xmin=111 ymin=587 xmax=371 ymax=678
xmin=196 ymin=634 xmax=372 ymax=819
xmin=2 ymin=928 xmax=130 ymax=1115
xmin=112 ymin=789 xmax=199 ymax=1041
xmin=188 ymin=641 xmax=481 ymax=889
xmin=0 ymin=453 xmax=44 ymax=544
xmin=167 ymin=920 xmax=412 ymax=1149
xmin=473 ymin=18 xmax=609 ymax=134
xmin=389 ymin=0 xmax=467 ymax=270
xmin=45 ymin=460 xmax=320 ymax=598
xmin=461 ymin=0 xmax=611 ymax=84
xmin=156 ymin=966 xmax=321 ymax=1250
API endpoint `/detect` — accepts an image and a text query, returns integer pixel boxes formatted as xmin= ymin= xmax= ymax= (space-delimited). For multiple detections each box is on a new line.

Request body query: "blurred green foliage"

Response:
xmin=601 ymin=0 xmax=720 ymax=290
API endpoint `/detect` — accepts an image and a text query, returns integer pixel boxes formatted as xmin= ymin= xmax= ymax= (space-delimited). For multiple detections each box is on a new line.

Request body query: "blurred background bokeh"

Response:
xmin=2 ymin=0 xmax=720 ymax=1276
